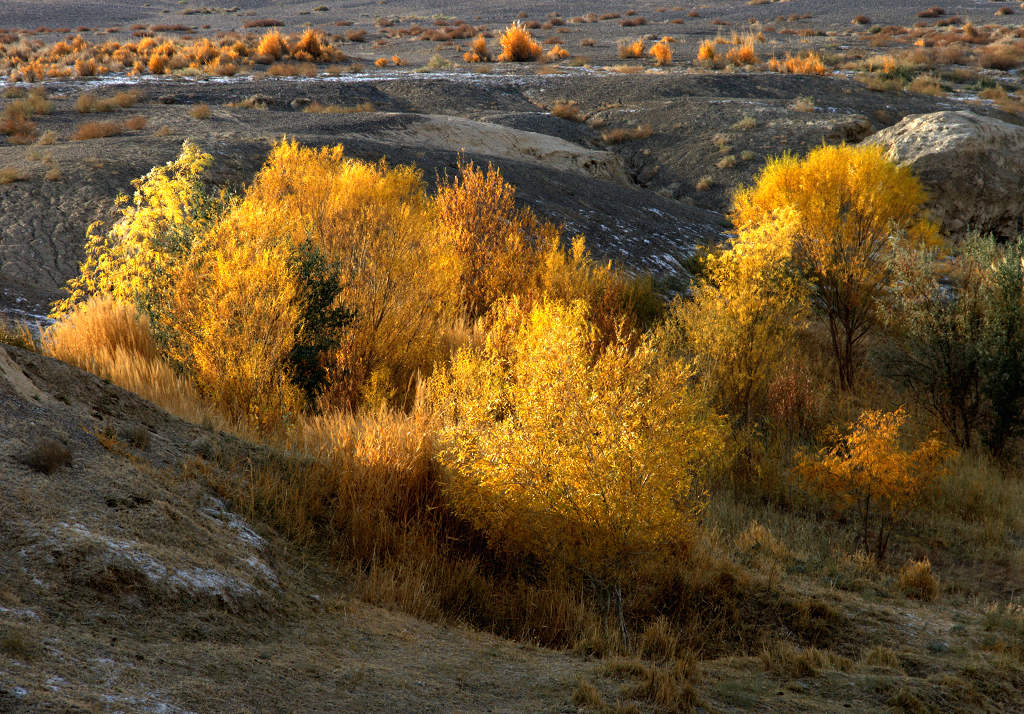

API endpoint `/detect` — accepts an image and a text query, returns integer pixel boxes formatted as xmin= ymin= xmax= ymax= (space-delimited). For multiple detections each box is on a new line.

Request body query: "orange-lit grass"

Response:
xmin=42 ymin=295 xmax=210 ymax=424
xmin=497 ymin=22 xmax=542 ymax=61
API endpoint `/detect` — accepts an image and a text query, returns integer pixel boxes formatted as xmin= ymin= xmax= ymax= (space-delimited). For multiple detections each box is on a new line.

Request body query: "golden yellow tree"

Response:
xmin=433 ymin=160 xmax=542 ymax=319
xmin=51 ymin=139 xmax=217 ymax=318
xmin=799 ymin=407 xmax=951 ymax=559
xmin=228 ymin=138 xmax=452 ymax=409
xmin=731 ymin=144 xmax=937 ymax=390
xmin=429 ymin=298 xmax=726 ymax=581
xmin=674 ymin=211 xmax=811 ymax=423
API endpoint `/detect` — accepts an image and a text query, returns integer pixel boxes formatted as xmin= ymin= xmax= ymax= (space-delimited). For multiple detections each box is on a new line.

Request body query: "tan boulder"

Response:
xmin=865 ymin=110 xmax=1024 ymax=239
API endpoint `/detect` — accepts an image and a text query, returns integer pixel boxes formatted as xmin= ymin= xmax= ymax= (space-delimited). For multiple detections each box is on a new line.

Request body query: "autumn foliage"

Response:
xmin=800 ymin=408 xmax=951 ymax=559
xmin=731 ymin=143 xmax=937 ymax=390
xmin=43 ymin=132 xmax=1023 ymax=672
xmin=430 ymin=298 xmax=725 ymax=577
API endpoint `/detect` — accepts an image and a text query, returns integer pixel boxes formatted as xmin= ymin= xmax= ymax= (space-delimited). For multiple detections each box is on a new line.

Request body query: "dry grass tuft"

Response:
xmin=303 ymin=101 xmax=375 ymax=114
xmin=0 ymin=319 xmax=36 ymax=350
xmin=0 ymin=168 xmax=28 ymax=184
xmin=725 ymin=40 xmax=758 ymax=65
xmin=551 ymin=100 xmax=584 ymax=121
xmin=898 ymin=558 xmax=939 ymax=601
xmin=761 ymin=641 xmax=853 ymax=679
xmin=19 ymin=437 xmax=72 ymax=474
xmin=601 ymin=124 xmax=653 ymax=143
xmin=789 ymin=95 xmax=815 ymax=112
xmin=497 ymin=22 xmax=541 ymax=61
xmin=697 ymin=39 xmax=717 ymax=64
xmin=908 ymin=73 xmax=945 ymax=95
xmin=571 ymin=678 xmax=605 ymax=708
xmin=71 ymin=117 xmax=146 ymax=140
xmin=732 ymin=115 xmax=757 ymax=130
xmin=768 ymin=51 xmax=827 ymax=75
xmin=42 ymin=296 xmax=210 ymax=424
xmin=463 ymin=34 xmax=491 ymax=62
xmin=544 ymin=44 xmax=569 ymax=62
xmin=189 ymin=103 xmax=211 ymax=119
xmin=861 ymin=645 xmax=904 ymax=671
xmin=649 ymin=39 xmax=672 ymax=66
xmin=618 ymin=38 xmax=646 ymax=59
xmin=257 ymin=29 xmax=288 ymax=60
xmin=0 ymin=627 xmax=41 ymax=661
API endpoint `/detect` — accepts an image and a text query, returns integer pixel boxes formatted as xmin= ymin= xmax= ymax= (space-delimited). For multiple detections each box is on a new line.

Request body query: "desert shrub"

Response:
xmin=0 ymin=168 xmax=28 ymax=183
xmin=293 ymin=29 xmax=325 ymax=60
xmin=725 ymin=40 xmax=758 ymax=65
xmin=497 ymin=22 xmax=541 ymax=61
xmin=800 ymin=407 xmax=952 ymax=559
xmin=429 ymin=297 xmax=726 ymax=582
xmin=18 ymin=437 xmax=71 ymax=473
xmin=731 ymin=144 xmax=937 ymax=390
xmin=601 ymin=124 xmax=652 ymax=143
xmin=189 ymin=102 xmax=211 ymax=119
xmin=617 ymin=38 xmax=645 ymax=59
xmin=898 ymin=558 xmax=939 ymax=601
xmin=463 ymin=34 xmax=491 ymax=62
xmin=52 ymin=140 xmax=218 ymax=316
xmin=697 ymin=39 xmax=717 ymax=64
xmin=649 ymin=39 xmax=672 ymax=65
xmin=433 ymin=160 xmax=543 ymax=319
xmin=75 ymin=90 xmax=140 ymax=113
xmin=551 ymin=100 xmax=583 ymax=121
xmin=52 ymin=138 xmax=656 ymax=429
xmin=544 ymin=45 xmax=569 ymax=62
xmin=672 ymin=212 xmax=811 ymax=423
xmin=257 ymin=29 xmax=288 ymax=60
xmin=71 ymin=118 xmax=144 ymax=140
xmin=886 ymin=236 xmax=1024 ymax=453
xmin=175 ymin=141 xmax=447 ymax=419
xmin=434 ymin=159 xmax=658 ymax=339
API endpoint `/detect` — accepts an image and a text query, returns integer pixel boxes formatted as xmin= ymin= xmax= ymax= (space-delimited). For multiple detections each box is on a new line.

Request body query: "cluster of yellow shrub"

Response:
xmin=49 ymin=138 xmax=983 ymax=600
xmin=0 ymin=28 xmax=344 ymax=81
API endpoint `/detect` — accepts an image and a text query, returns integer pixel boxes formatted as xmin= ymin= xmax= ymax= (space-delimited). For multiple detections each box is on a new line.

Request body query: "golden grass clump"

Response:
xmin=551 ymin=100 xmax=584 ymax=121
xmin=725 ymin=40 xmax=759 ymax=65
xmin=463 ymin=34 xmax=491 ymax=62
xmin=189 ymin=103 xmax=211 ymax=119
xmin=544 ymin=44 xmax=569 ymax=61
xmin=497 ymin=22 xmax=542 ymax=61
xmin=601 ymin=124 xmax=653 ymax=143
xmin=76 ymin=89 xmax=142 ymax=113
xmin=292 ymin=28 xmax=324 ymax=60
xmin=617 ymin=38 xmax=646 ymax=59
xmin=257 ymin=29 xmax=289 ymax=60
xmin=697 ymin=39 xmax=717 ymax=63
xmin=42 ymin=296 xmax=209 ymax=423
xmin=649 ymin=39 xmax=672 ymax=66
xmin=72 ymin=119 xmax=128 ymax=140
xmin=768 ymin=51 xmax=827 ymax=74
xmin=898 ymin=558 xmax=939 ymax=601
